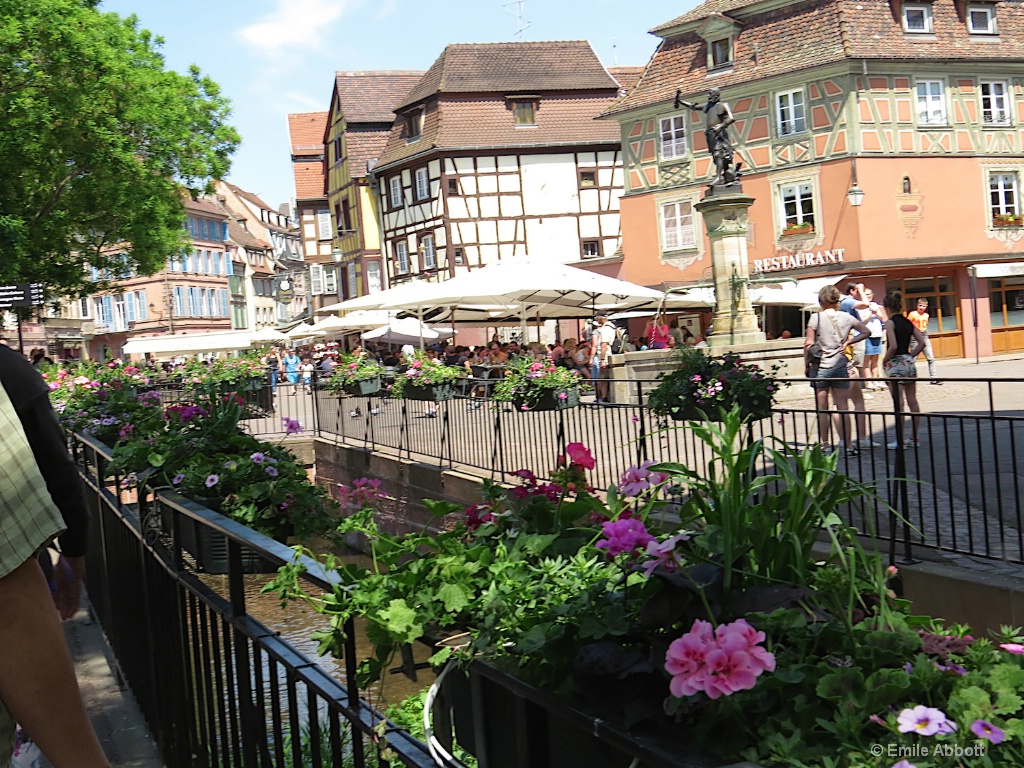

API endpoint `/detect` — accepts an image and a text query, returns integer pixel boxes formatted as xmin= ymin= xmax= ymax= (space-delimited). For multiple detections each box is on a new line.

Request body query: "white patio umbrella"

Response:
xmin=750 ymin=275 xmax=847 ymax=308
xmin=316 ymin=309 xmax=396 ymax=331
xmin=362 ymin=317 xmax=454 ymax=347
xmin=249 ymin=326 xmax=289 ymax=344
xmin=285 ymin=322 xmax=325 ymax=340
xmin=310 ymin=314 xmax=362 ymax=335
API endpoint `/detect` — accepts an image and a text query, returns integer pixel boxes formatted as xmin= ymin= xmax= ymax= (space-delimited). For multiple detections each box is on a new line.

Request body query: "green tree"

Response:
xmin=0 ymin=0 xmax=240 ymax=298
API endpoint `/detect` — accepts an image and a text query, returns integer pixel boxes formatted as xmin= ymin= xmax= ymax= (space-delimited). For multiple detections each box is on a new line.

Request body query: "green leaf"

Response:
xmin=816 ymin=668 xmax=866 ymax=706
xmin=435 ymin=583 xmax=471 ymax=614
xmin=378 ymin=599 xmax=422 ymax=645
xmin=424 ymin=499 xmax=462 ymax=517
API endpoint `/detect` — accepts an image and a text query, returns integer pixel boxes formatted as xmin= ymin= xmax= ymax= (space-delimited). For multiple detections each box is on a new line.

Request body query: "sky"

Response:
xmin=97 ymin=0 xmax=693 ymax=210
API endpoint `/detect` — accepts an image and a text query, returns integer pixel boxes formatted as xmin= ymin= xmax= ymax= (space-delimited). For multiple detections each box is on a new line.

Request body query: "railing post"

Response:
xmin=635 ymin=380 xmax=648 ymax=467
xmin=888 ymin=382 xmax=914 ymax=564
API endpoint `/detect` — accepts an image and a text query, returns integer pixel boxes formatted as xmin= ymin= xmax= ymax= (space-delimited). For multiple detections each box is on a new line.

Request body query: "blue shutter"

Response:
xmin=101 ymin=296 xmax=113 ymax=326
xmin=199 ymin=219 xmax=208 ymax=240
xmin=221 ymin=221 xmax=228 ymax=241
xmin=125 ymin=293 xmax=136 ymax=323
xmin=137 ymin=292 xmax=148 ymax=321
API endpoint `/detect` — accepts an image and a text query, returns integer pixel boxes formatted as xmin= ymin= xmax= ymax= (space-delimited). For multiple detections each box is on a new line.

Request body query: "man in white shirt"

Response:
xmin=589 ymin=315 xmax=617 ymax=403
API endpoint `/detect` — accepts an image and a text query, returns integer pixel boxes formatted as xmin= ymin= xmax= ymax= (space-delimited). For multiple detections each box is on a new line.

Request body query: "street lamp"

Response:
xmin=847 ymin=156 xmax=865 ymax=207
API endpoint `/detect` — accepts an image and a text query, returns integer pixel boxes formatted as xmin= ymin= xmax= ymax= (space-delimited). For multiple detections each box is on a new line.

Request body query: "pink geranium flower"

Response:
xmin=999 ymin=643 xmax=1024 ymax=655
xmin=618 ymin=460 xmax=668 ymax=497
xmin=565 ymin=442 xmax=595 ymax=470
xmin=641 ymin=533 xmax=689 ymax=577
xmin=595 ymin=518 xmax=654 ymax=557
xmin=665 ymin=618 xmax=775 ymax=701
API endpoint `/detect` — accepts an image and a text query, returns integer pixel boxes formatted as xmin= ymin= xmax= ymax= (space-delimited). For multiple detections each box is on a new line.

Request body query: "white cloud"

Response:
xmin=237 ymin=0 xmax=351 ymax=52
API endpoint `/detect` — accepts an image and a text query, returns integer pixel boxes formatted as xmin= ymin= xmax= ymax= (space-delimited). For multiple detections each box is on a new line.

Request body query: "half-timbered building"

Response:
xmin=372 ymin=41 xmax=632 ymax=286
xmin=323 ymin=71 xmax=425 ymax=300
xmin=603 ymin=0 xmax=1024 ymax=358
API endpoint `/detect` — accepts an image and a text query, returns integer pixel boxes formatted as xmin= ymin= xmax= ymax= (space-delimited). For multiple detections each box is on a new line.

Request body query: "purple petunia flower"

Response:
xmin=897 ymin=706 xmax=956 ymax=736
xmin=282 ymin=417 xmax=303 ymax=435
xmin=250 ymin=452 xmax=265 ymax=464
xmin=172 ymin=474 xmax=185 ymax=485
xmin=970 ymin=719 xmax=1005 ymax=744
xmin=265 ymin=466 xmax=279 ymax=477
xmin=205 ymin=474 xmax=219 ymax=488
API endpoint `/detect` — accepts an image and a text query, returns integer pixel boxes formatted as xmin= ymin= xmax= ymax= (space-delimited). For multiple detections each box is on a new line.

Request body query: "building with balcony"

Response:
xmin=601 ymin=0 xmax=1024 ymax=357
xmin=371 ymin=42 xmax=633 ymax=287
xmin=322 ymin=70 xmax=425 ymax=301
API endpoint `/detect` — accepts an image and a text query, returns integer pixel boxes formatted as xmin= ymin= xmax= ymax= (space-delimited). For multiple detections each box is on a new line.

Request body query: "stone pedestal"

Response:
xmin=694 ymin=191 xmax=765 ymax=347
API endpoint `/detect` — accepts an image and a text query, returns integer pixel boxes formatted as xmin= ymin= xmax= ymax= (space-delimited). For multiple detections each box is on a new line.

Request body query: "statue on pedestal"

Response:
xmin=677 ymin=87 xmax=743 ymax=190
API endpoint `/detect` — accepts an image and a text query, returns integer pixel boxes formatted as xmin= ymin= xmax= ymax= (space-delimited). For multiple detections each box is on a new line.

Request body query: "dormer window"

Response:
xmin=902 ymin=3 xmax=933 ymax=33
xmin=405 ymin=109 xmax=423 ymax=142
xmin=506 ymin=95 xmax=539 ymax=127
xmin=968 ymin=4 xmax=996 ymax=34
xmin=709 ymin=37 xmax=733 ymax=69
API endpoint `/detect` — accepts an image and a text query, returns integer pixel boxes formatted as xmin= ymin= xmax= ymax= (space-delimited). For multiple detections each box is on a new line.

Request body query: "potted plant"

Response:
xmin=268 ymin=411 xmax=1024 ymax=768
xmin=647 ymin=347 xmax=784 ymax=422
xmin=781 ymin=221 xmax=814 ymax=236
xmin=992 ymin=212 xmax=1023 ymax=227
xmin=492 ymin=355 xmax=582 ymax=411
xmin=325 ymin=353 xmax=385 ymax=396
xmin=389 ymin=353 xmax=463 ymax=402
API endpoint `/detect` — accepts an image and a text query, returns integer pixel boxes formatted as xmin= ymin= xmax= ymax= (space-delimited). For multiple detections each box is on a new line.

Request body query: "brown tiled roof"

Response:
xmin=334 ymin=71 xmax=425 ymax=124
xmin=375 ymin=93 xmax=621 ymax=170
xmin=395 ymin=41 xmax=619 ymax=111
xmin=293 ymin=161 xmax=325 ymax=200
xmin=346 ymin=129 xmax=392 ymax=178
xmin=226 ymin=182 xmax=277 ymax=213
xmin=609 ymin=65 xmax=645 ymax=94
xmin=614 ymin=0 xmax=1024 ymax=117
xmin=650 ymin=0 xmax=760 ymax=33
xmin=227 ymin=218 xmax=270 ymax=250
xmin=287 ymin=112 xmax=328 ymax=156
xmin=605 ymin=1 xmax=846 ymax=117
xmin=186 ymin=197 xmax=229 ymax=218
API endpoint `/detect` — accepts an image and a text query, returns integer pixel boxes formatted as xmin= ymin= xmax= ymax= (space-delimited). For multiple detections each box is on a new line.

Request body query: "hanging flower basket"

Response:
xmin=401 ymin=382 xmax=455 ymax=402
xmin=512 ymin=386 xmax=580 ymax=412
xmin=667 ymin=395 xmax=773 ymax=423
xmin=342 ymin=376 xmax=381 ymax=396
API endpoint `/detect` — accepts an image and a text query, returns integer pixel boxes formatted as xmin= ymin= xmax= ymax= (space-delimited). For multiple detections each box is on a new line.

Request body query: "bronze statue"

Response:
xmin=678 ymin=87 xmax=743 ymax=189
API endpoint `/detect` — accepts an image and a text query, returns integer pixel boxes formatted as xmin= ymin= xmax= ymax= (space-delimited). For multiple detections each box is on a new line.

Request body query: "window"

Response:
xmin=170 ymin=255 xmax=181 ymax=273
xmin=513 ymin=100 xmax=537 ymax=126
xmin=340 ymin=199 xmax=353 ymax=233
xmin=981 ymin=81 xmax=1010 ymax=125
xmin=581 ymin=240 xmax=601 ymax=259
xmin=968 ymin=4 xmax=996 ymax=34
xmin=203 ymin=250 xmax=211 ymax=275
xmin=405 ymin=109 xmax=423 ymax=141
xmin=173 ymin=287 xmax=185 ymax=317
xmin=660 ymin=115 xmax=688 ymax=159
xmin=389 ymin=176 xmax=403 ymax=208
xmin=99 ymin=296 xmax=113 ymax=328
xmin=198 ymin=219 xmax=208 ymax=240
xmin=989 ymin=277 xmax=1024 ymax=329
xmin=990 ymin=172 xmax=1019 ymax=217
xmin=886 ymin=276 xmax=958 ymax=333
xmin=395 ymin=241 xmax=409 ymax=274
xmin=661 ymin=201 xmax=696 ymax=250
xmin=780 ymin=183 xmax=815 ymax=229
xmin=415 ymin=167 xmax=430 ymax=201
xmin=333 ymin=136 xmax=343 ymax=165
xmin=579 ymin=170 xmax=597 ymax=187
xmin=323 ymin=266 xmax=338 ymax=295
xmin=366 ymin=261 xmax=382 ymax=293
xmin=317 ymin=210 xmax=332 ymax=240
xmin=186 ymin=217 xmax=197 ymax=237
xmin=78 ymin=298 xmax=91 ymax=319
xmin=347 ymin=262 xmax=357 ymax=298
xmin=309 ymin=263 xmax=324 ymax=295
xmin=903 ymin=3 xmax=933 ymax=33
xmin=213 ymin=251 xmax=222 ymax=276
xmin=453 ymin=248 xmax=464 ymax=265
xmin=447 ymin=178 xmax=460 ymax=196
xmin=709 ymin=37 xmax=732 ymax=68
xmin=420 ymin=235 xmax=436 ymax=270
xmin=776 ymin=89 xmax=806 ymax=136
xmin=916 ymin=80 xmax=946 ymax=125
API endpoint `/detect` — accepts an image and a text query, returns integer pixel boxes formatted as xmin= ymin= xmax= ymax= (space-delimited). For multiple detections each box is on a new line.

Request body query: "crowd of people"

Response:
xmin=804 ymin=282 xmax=937 ymax=455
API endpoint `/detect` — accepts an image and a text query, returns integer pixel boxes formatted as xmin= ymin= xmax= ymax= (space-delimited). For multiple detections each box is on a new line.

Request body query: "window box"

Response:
xmin=781 ymin=223 xmax=814 ymax=237
xmin=992 ymin=214 xmax=1023 ymax=227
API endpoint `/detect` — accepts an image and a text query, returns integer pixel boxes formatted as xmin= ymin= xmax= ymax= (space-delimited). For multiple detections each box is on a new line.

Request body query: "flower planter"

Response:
xmin=993 ymin=217 xmax=1023 ymax=228
xmin=781 ymin=225 xmax=813 ymax=237
xmin=159 ymin=499 xmax=278 ymax=575
xmin=341 ymin=376 xmax=381 ymax=397
xmin=666 ymin=396 xmax=772 ymax=423
xmin=401 ymin=383 xmax=455 ymax=402
xmin=438 ymin=660 xmax=760 ymax=768
xmin=512 ymin=386 xmax=580 ymax=412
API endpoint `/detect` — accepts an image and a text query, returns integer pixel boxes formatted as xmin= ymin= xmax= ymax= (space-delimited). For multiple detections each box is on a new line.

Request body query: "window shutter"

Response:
xmin=310 ymin=264 xmax=324 ymax=295
xmin=317 ymin=210 xmax=333 ymax=240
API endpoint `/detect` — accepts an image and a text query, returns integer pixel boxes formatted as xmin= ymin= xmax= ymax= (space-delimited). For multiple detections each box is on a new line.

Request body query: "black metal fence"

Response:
xmin=73 ymin=432 xmax=436 ymax=768
xmin=277 ymin=373 xmax=1024 ymax=567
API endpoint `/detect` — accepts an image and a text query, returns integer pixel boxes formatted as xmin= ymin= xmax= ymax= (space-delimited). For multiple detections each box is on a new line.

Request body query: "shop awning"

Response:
xmin=971 ymin=262 xmax=1024 ymax=279
xmin=121 ymin=330 xmax=254 ymax=356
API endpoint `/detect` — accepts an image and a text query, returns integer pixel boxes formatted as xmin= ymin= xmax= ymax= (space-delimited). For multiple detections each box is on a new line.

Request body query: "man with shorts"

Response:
xmin=589 ymin=315 xmax=616 ymax=404
xmin=907 ymin=298 xmax=939 ymax=384
xmin=838 ymin=282 xmax=878 ymax=447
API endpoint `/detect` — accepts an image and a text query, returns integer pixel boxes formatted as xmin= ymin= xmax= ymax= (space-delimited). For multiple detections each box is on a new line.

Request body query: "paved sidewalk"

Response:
xmin=41 ymin=595 xmax=161 ymax=768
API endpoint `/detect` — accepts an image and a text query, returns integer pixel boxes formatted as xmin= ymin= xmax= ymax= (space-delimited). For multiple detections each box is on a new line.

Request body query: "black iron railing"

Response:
xmin=72 ymin=432 xmax=436 ymax=768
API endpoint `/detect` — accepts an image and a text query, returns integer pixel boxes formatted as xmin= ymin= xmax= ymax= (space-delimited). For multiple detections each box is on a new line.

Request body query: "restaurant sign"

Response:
xmin=752 ymin=248 xmax=845 ymax=275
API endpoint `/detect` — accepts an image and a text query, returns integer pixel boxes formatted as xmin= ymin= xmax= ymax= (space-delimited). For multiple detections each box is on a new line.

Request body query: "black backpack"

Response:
xmin=610 ymin=327 xmax=624 ymax=355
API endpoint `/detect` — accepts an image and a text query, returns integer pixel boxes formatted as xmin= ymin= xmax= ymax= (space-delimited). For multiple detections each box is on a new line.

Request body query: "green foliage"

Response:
xmin=389 ymin=353 xmax=464 ymax=398
xmin=490 ymin=354 xmax=581 ymax=407
xmin=325 ymin=353 xmax=386 ymax=391
xmin=0 ymin=0 xmax=240 ymax=297
xmin=647 ymin=348 xmax=786 ymax=420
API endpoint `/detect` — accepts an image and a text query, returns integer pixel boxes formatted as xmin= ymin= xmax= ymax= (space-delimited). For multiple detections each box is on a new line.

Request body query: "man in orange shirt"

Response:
xmin=907 ymin=298 xmax=939 ymax=384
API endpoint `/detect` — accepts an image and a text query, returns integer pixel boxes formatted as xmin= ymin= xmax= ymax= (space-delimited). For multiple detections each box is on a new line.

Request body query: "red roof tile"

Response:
xmin=287 ymin=112 xmax=328 ymax=156
xmin=185 ymin=197 xmax=229 ymax=218
xmin=395 ymin=41 xmax=619 ymax=111
xmin=293 ymin=160 xmax=325 ymax=200
xmin=612 ymin=0 xmax=1024 ymax=117
xmin=609 ymin=66 xmax=646 ymax=94
xmin=334 ymin=71 xmax=425 ymax=124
